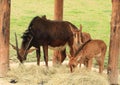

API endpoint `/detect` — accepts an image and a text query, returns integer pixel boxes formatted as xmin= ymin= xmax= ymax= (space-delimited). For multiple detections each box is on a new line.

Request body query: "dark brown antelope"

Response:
xmin=11 ymin=15 xmax=79 ymax=66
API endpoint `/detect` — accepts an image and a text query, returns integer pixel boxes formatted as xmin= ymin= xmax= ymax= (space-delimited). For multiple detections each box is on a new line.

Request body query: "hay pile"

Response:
xmin=5 ymin=64 xmax=109 ymax=85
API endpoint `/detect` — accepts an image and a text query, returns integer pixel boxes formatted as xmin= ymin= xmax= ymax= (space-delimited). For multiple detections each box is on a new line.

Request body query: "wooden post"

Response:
xmin=54 ymin=0 xmax=63 ymax=20
xmin=107 ymin=0 xmax=120 ymax=84
xmin=53 ymin=0 xmax=64 ymax=65
xmin=0 ymin=0 xmax=10 ymax=77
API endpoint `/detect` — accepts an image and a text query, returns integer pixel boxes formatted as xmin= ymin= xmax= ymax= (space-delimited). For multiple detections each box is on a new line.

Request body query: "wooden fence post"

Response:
xmin=0 ymin=0 xmax=11 ymax=77
xmin=107 ymin=0 xmax=120 ymax=84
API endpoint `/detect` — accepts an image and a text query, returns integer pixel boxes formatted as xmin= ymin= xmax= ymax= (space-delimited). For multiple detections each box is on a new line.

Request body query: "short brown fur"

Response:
xmin=69 ymin=39 xmax=107 ymax=73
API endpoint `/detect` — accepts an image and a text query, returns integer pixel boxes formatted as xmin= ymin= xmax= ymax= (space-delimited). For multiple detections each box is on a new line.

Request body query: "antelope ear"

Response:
xmin=10 ymin=43 xmax=20 ymax=50
xmin=27 ymin=48 xmax=38 ymax=53
xmin=80 ymin=24 xmax=82 ymax=32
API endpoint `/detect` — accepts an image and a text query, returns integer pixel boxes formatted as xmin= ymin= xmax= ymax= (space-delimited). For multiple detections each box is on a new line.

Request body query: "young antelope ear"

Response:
xmin=27 ymin=48 xmax=38 ymax=53
xmin=80 ymin=24 xmax=82 ymax=32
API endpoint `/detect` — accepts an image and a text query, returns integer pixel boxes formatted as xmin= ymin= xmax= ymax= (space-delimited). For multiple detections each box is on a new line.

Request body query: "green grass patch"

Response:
xmin=10 ymin=0 xmax=111 ymax=67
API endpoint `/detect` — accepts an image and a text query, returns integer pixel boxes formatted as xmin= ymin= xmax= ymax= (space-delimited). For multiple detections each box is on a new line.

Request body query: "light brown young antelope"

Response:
xmin=69 ymin=39 xmax=107 ymax=73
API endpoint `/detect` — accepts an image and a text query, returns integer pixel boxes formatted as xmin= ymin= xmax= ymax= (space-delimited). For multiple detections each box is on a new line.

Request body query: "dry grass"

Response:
xmin=4 ymin=63 xmax=109 ymax=85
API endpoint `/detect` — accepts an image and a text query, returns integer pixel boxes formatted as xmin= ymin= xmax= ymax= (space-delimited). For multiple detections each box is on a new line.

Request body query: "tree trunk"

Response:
xmin=54 ymin=0 xmax=63 ymax=20
xmin=0 ymin=0 xmax=10 ymax=77
xmin=53 ymin=0 xmax=64 ymax=65
xmin=107 ymin=0 xmax=120 ymax=84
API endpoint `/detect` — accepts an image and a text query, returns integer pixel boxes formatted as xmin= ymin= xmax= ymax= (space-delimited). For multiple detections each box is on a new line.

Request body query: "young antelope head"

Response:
xmin=69 ymin=56 xmax=79 ymax=72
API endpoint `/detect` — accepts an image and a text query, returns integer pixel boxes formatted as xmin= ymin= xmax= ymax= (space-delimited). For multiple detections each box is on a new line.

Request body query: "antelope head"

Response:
xmin=10 ymin=33 xmax=36 ymax=63
xmin=68 ymin=55 xmax=79 ymax=72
